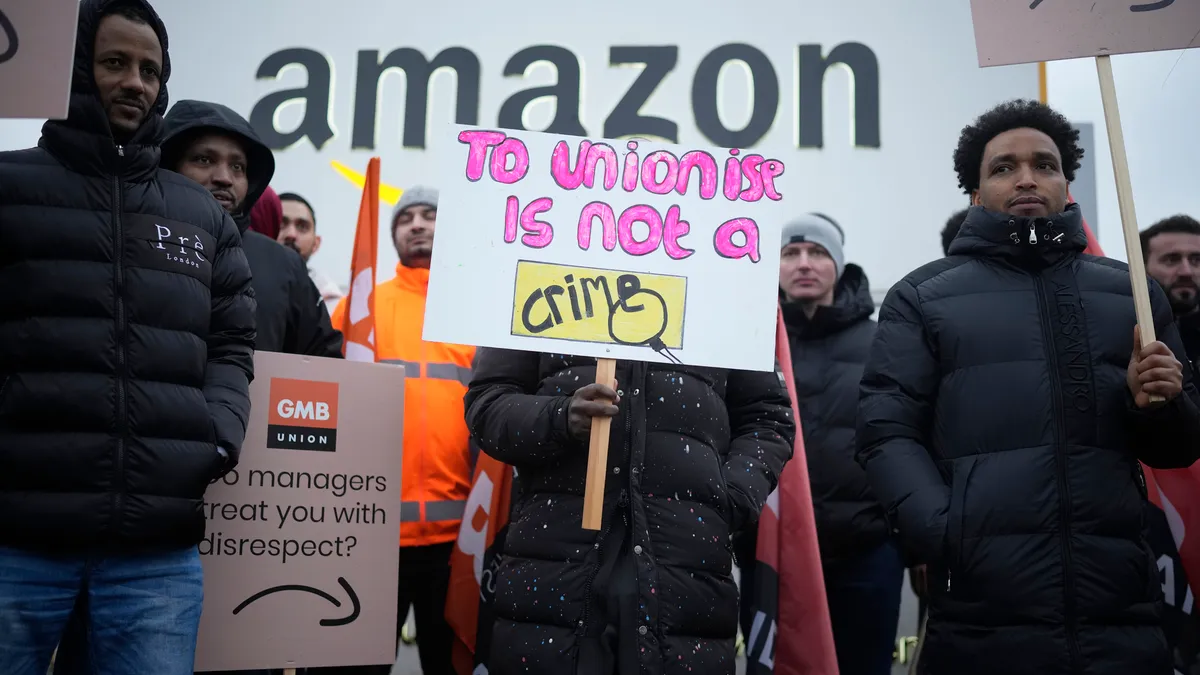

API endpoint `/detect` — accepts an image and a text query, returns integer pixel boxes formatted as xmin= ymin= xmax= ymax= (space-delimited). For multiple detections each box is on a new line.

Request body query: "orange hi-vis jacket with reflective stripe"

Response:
xmin=332 ymin=263 xmax=475 ymax=548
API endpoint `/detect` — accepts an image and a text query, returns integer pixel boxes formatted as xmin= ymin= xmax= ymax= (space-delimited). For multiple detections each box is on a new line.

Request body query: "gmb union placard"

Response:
xmin=423 ymin=125 xmax=795 ymax=372
xmin=194 ymin=351 xmax=404 ymax=672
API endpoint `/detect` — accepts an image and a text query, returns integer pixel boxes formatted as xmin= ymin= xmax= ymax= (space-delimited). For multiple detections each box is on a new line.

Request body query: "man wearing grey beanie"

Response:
xmin=327 ymin=184 xmax=474 ymax=675
xmin=737 ymin=212 xmax=902 ymax=675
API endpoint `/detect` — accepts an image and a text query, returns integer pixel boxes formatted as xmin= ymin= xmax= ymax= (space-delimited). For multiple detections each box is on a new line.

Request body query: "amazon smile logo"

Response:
xmin=330 ymin=160 xmax=403 ymax=206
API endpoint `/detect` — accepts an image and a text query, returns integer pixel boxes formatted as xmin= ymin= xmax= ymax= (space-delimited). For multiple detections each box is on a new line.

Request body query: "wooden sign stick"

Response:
xmin=582 ymin=358 xmax=617 ymax=530
xmin=283 ymin=669 xmax=296 ymax=675
xmin=1095 ymin=54 xmax=1164 ymax=403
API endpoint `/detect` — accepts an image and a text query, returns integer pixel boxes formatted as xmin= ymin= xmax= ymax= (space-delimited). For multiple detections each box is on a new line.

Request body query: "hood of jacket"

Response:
xmin=161 ymin=99 xmax=276 ymax=233
xmin=781 ymin=263 xmax=875 ymax=339
xmin=948 ymin=202 xmax=1088 ymax=267
xmin=39 ymin=0 xmax=172 ymax=180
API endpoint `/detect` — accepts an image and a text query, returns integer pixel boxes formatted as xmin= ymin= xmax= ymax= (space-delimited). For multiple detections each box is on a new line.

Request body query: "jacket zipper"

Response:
xmin=1033 ymin=271 xmax=1082 ymax=673
xmin=112 ymin=145 xmax=128 ymax=535
xmin=577 ymin=487 xmax=625 ymax=636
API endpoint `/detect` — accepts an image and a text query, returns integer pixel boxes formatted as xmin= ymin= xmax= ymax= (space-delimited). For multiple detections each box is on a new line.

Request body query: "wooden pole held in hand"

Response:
xmin=582 ymin=358 xmax=617 ymax=530
xmin=1095 ymin=54 xmax=1164 ymax=403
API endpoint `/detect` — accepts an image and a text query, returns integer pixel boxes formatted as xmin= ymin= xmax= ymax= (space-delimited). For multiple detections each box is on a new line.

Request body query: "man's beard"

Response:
xmin=283 ymin=240 xmax=305 ymax=259
xmin=1170 ymin=284 xmax=1199 ymax=315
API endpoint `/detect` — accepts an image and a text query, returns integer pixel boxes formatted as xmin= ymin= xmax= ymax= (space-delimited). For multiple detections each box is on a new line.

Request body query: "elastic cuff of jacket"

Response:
xmin=549 ymin=395 xmax=575 ymax=447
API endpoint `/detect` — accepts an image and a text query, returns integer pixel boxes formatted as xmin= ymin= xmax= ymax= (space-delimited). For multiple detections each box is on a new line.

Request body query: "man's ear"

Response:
xmin=312 ymin=235 xmax=322 ymax=255
xmin=971 ymin=190 xmax=981 ymax=207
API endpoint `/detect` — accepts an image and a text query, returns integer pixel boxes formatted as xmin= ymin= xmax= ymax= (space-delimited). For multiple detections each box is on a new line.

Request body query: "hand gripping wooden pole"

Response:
xmin=1095 ymin=54 xmax=1164 ymax=403
xmin=582 ymin=358 xmax=617 ymax=530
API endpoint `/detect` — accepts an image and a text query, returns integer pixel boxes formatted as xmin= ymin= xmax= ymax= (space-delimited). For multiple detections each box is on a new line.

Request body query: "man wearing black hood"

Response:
xmin=858 ymin=99 xmax=1200 ymax=675
xmin=0 ymin=1 xmax=255 ymax=674
xmin=162 ymin=100 xmax=343 ymax=358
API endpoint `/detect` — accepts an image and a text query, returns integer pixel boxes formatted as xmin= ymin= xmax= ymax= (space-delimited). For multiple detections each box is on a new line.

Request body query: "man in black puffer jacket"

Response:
xmin=162 ymin=100 xmax=343 ymax=358
xmin=0 ymin=1 xmax=255 ymax=674
xmin=858 ymin=99 xmax=1200 ymax=675
xmin=778 ymin=214 xmax=899 ymax=675
xmin=465 ymin=353 xmax=795 ymax=675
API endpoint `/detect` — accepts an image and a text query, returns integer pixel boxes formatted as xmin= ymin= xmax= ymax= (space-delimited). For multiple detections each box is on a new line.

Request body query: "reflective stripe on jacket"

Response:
xmin=332 ymin=263 xmax=475 ymax=547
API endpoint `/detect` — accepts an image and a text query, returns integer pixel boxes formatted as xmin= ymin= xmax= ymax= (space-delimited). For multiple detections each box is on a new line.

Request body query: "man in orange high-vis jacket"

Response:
xmin=328 ymin=186 xmax=473 ymax=675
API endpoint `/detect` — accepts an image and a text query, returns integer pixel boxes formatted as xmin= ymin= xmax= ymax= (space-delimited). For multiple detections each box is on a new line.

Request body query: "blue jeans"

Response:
xmin=825 ymin=540 xmax=905 ymax=675
xmin=0 ymin=545 xmax=204 ymax=675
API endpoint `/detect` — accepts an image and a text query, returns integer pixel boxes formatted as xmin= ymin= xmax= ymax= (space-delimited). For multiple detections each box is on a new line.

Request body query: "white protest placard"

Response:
xmin=423 ymin=125 xmax=796 ymax=373
xmin=969 ymin=0 xmax=1200 ymax=67
xmin=194 ymin=352 xmax=404 ymax=672
xmin=0 ymin=0 xmax=79 ymax=119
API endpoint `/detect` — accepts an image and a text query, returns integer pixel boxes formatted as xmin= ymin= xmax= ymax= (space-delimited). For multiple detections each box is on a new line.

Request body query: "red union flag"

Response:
xmin=743 ymin=305 xmax=839 ymax=675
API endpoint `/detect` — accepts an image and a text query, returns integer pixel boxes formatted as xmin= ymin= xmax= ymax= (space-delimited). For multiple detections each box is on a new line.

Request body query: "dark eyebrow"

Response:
xmin=1032 ymin=150 xmax=1059 ymax=164
xmin=987 ymin=153 xmax=1016 ymax=169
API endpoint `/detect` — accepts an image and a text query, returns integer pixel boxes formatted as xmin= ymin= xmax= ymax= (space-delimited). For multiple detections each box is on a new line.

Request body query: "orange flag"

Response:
xmin=341 ymin=157 xmax=380 ymax=362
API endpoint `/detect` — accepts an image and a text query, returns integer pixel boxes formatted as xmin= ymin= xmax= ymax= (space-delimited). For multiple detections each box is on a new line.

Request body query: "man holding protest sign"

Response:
xmin=465 ymin=348 xmax=794 ymax=674
xmin=428 ymin=126 xmax=799 ymax=675
xmin=858 ymin=99 xmax=1200 ymax=675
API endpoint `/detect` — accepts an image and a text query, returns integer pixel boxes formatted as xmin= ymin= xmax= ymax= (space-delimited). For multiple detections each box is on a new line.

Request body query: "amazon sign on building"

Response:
xmin=130 ymin=0 xmax=1035 ymax=302
xmin=194 ymin=352 xmax=405 ymax=672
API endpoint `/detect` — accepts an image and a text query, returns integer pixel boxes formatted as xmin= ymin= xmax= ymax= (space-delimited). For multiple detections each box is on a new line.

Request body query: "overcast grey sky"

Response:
xmin=1049 ymin=48 xmax=1199 ymax=260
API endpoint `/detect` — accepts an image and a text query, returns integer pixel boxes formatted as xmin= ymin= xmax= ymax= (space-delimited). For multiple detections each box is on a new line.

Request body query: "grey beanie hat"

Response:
xmin=780 ymin=212 xmax=845 ymax=279
xmin=392 ymin=185 xmax=439 ymax=229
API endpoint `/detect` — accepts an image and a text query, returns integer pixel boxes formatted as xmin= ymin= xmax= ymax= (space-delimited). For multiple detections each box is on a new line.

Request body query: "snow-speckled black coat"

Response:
xmin=465 ymin=352 xmax=795 ymax=675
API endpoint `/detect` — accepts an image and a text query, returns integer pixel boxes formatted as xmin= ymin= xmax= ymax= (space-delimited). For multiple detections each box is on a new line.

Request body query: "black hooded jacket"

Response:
xmin=0 ymin=0 xmax=256 ymax=552
xmin=162 ymin=100 xmax=343 ymax=358
xmin=782 ymin=264 xmax=887 ymax=565
xmin=465 ymin=352 xmax=795 ymax=675
xmin=858 ymin=203 xmax=1200 ymax=675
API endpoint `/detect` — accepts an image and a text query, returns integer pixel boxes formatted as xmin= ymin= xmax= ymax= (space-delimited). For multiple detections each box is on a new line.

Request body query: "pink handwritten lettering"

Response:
xmin=584 ymin=143 xmax=619 ymax=190
xmin=518 ymin=197 xmax=554 ymax=248
xmin=490 ymin=137 xmax=530 ymax=184
xmin=723 ymin=151 xmax=742 ymax=201
xmin=577 ymin=202 xmax=618 ymax=252
xmin=713 ymin=217 xmax=760 ymax=262
xmin=761 ymin=159 xmax=785 ymax=200
xmin=739 ymin=155 xmax=765 ymax=202
xmin=550 ymin=140 xmax=592 ymax=190
xmin=458 ymin=130 xmax=507 ymax=182
xmin=503 ymin=195 xmax=520 ymax=243
xmin=640 ymin=151 xmax=679 ymax=195
xmin=621 ymin=141 xmax=639 ymax=192
xmin=662 ymin=206 xmax=695 ymax=260
xmin=675 ymin=151 xmax=718 ymax=200
xmin=618 ymin=205 xmax=664 ymax=257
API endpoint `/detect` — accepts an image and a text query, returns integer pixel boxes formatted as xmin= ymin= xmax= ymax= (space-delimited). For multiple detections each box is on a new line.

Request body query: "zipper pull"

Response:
xmin=117 ymin=145 xmax=125 ymax=157
xmin=1028 ymin=223 xmax=1037 ymax=245
xmin=946 ymin=570 xmax=953 ymax=592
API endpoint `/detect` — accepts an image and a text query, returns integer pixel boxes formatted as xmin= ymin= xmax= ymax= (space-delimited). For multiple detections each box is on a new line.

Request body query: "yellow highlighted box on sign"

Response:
xmin=510 ymin=260 xmax=687 ymax=349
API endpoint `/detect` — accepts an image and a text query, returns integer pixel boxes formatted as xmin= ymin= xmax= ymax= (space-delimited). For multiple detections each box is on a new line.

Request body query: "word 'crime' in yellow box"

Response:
xmin=510 ymin=260 xmax=687 ymax=349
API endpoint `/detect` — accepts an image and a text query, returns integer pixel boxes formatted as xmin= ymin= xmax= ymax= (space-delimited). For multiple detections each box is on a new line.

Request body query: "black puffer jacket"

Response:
xmin=858 ymin=204 xmax=1200 ymax=675
xmin=465 ymin=352 xmax=795 ymax=675
xmin=783 ymin=264 xmax=887 ymax=565
xmin=162 ymin=100 xmax=343 ymax=357
xmin=0 ymin=0 xmax=256 ymax=553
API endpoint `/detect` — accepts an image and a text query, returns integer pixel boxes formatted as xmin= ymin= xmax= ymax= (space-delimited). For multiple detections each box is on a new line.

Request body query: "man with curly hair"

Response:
xmin=856 ymin=98 xmax=1200 ymax=675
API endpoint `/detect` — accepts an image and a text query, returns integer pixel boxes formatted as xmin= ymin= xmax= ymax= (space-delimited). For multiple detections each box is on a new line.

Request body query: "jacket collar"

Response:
xmin=947 ymin=202 xmax=1088 ymax=268
xmin=391 ymin=263 xmax=430 ymax=293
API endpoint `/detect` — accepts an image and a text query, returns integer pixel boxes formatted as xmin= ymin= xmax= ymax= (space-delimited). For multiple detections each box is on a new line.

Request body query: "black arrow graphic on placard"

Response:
xmin=232 ymin=576 xmax=361 ymax=626
xmin=0 ymin=9 xmax=18 ymax=65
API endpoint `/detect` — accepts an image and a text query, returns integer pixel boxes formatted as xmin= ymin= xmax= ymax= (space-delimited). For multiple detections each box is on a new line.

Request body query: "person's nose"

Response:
xmin=210 ymin=164 xmax=233 ymax=187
